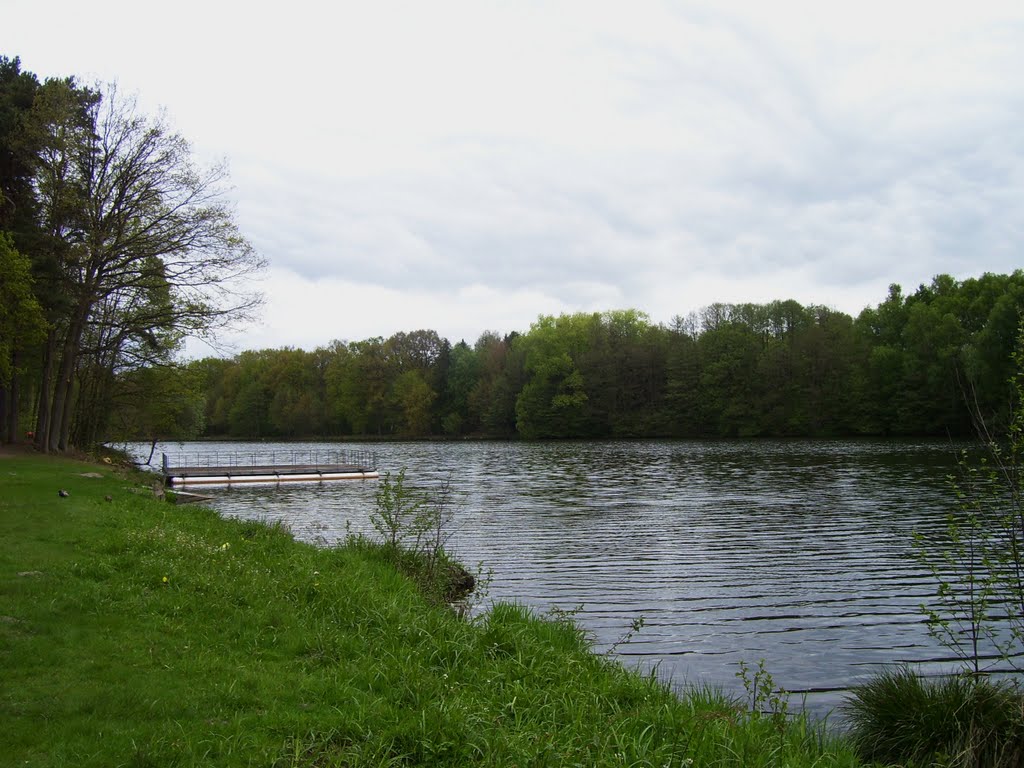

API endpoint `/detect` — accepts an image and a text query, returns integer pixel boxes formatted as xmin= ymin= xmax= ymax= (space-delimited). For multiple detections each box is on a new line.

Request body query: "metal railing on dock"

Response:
xmin=161 ymin=448 xmax=379 ymax=485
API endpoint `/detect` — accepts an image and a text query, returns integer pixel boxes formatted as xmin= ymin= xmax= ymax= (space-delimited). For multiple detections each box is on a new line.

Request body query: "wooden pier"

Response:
xmin=162 ymin=448 xmax=379 ymax=486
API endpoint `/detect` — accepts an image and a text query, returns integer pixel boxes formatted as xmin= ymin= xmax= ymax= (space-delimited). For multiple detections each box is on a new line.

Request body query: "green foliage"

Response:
xmin=698 ymin=322 xmax=762 ymax=436
xmin=0 ymin=232 xmax=45 ymax=386
xmin=107 ymin=363 xmax=206 ymax=444
xmin=844 ymin=667 xmax=1024 ymax=767
xmin=514 ymin=313 xmax=593 ymax=438
xmin=736 ymin=659 xmax=790 ymax=728
xmin=515 ymin=351 xmax=588 ymax=438
xmin=392 ymin=370 xmax=436 ymax=436
xmin=441 ymin=341 xmax=477 ymax=434
xmin=0 ymin=56 xmax=43 ymax=236
xmin=370 ymin=469 xmax=430 ymax=549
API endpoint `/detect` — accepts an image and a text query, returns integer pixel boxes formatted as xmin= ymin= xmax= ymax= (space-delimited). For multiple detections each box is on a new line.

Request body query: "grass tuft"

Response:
xmin=844 ymin=666 xmax=1024 ymax=767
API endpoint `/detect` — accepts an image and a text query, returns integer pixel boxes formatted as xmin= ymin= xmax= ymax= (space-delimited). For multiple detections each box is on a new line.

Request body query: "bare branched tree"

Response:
xmin=29 ymin=82 xmax=264 ymax=451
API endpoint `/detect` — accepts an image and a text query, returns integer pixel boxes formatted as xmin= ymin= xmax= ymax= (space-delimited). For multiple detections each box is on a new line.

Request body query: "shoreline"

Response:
xmin=1 ymin=450 xmax=868 ymax=767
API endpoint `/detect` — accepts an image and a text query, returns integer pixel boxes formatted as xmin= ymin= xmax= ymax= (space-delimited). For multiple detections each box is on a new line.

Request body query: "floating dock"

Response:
xmin=162 ymin=449 xmax=379 ymax=486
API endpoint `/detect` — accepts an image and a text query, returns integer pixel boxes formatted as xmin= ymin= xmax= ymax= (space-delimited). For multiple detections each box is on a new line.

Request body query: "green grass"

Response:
xmin=1 ymin=451 xmax=869 ymax=766
xmin=844 ymin=666 xmax=1024 ymax=767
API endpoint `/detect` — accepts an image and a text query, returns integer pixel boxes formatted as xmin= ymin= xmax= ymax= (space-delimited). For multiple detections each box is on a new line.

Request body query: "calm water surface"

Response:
xmin=133 ymin=439 xmax=963 ymax=717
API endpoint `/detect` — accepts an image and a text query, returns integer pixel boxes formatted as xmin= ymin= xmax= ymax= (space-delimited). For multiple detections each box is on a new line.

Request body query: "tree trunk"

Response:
xmin=0 ymin=385 xmax=7 ymax=444
xmin=71 ymin=364 xmax=95 ymax=447
xmin=5 ymin=356 xmax=20 ymax=443
xmin=72 ymin=362 xmax=113 ymax=448
xmin=57 ymin=369 xmax=76 ymax=451
xmin=48 ymin=317 xmax=83 ymax=453
xmin=34 ymin=329 xmax=57 ymax=452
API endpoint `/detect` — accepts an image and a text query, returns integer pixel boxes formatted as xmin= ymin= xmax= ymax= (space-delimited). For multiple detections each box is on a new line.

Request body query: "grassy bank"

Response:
xmin=1 ymin=451 xmax=867 ymax=767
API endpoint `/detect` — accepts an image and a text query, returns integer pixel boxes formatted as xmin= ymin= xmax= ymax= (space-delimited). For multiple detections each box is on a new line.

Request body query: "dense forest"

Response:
xmin=109 ymin=271 xmax=1023 ymax=442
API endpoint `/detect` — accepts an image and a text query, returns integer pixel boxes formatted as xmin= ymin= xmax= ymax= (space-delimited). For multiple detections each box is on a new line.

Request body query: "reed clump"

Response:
xmin=844 ymin=667 xmax=1024 ymax=767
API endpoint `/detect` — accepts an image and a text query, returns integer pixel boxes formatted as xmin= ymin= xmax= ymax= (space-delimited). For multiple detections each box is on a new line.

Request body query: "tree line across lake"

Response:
xmin=113 ymin=270 xmax=1023 ymax=443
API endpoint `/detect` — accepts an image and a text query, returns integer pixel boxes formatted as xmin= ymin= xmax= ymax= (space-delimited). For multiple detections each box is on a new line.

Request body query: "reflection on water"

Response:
xmin=134 ymin=438 xmax=963 ymax=717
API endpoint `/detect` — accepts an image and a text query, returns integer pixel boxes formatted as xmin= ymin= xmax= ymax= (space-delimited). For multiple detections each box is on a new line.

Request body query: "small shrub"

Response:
xmin=736 ymin=658 xmax=789 ymax=725
xmin=844 ymin=666 xmax=1024 ymax=767
xmin=362 ymin=470 xmax=476 ymax=607
xmin=370 ymin=469 xmax=429 ymax=549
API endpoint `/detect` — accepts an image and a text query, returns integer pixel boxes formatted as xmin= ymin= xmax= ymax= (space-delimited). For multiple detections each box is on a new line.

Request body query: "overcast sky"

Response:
xmin=6 ymin=0 xmax=1024 ymax=353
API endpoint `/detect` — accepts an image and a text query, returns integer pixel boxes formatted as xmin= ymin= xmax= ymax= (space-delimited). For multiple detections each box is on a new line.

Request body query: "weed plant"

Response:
xmin=2 ymin=452 xmax=868 ymax=766
xmin=362 ymin=469 xmax=477 ymax=607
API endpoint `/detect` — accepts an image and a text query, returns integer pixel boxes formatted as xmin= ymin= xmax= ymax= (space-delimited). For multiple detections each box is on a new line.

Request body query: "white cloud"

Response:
xmin=187 ymin=266 xmax=570 ymax=356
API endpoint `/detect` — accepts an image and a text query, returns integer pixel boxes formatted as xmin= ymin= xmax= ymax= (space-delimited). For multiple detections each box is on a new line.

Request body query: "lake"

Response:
xmin=130 ymin=438 xmax=966 ymax=718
